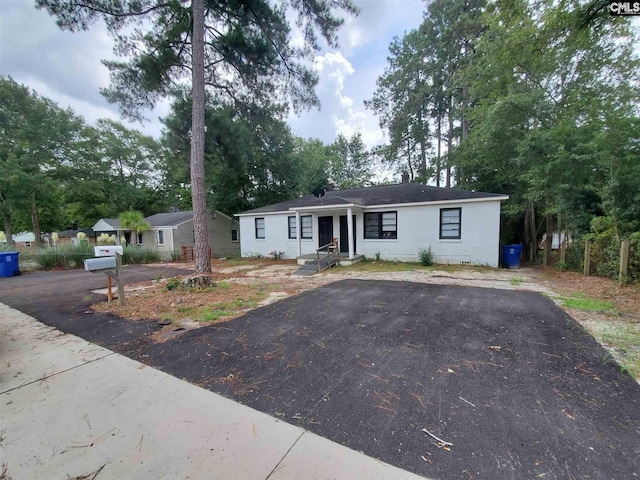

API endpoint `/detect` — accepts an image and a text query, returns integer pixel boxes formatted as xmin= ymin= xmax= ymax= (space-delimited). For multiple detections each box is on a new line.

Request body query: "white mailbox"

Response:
xmin=94 ymin=245 xmax=123 ymax=257
xmin=84 ymin=257 xmax=117 ymax=272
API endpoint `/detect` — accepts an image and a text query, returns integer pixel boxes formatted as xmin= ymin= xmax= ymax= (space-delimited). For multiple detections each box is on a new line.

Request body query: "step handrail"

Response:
xmin=316 ymin=242 xmax=339 ymax=271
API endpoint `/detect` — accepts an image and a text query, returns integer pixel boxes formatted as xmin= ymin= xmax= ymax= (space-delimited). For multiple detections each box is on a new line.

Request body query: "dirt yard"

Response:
xmin=91 ymin=258 xmax=640 ymax=380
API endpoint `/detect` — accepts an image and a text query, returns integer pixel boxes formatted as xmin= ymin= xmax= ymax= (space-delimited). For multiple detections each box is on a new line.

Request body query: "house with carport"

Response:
xmin=92 ymin=210 xmax=240 ymax=259
xmin=236 ymin=183 xmax=508 ymax=267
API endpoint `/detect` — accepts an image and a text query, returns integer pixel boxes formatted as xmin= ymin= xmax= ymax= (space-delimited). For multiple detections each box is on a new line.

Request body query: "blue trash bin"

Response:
xmin=502 ymin=244 xmax=522 ymax=269
xmin=0 ymin=251 xmax=20 ymax=277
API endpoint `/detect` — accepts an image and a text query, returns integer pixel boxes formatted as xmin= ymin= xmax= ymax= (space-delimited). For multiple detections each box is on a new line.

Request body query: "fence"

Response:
xmin=583 ymin=239 xmax=635 ymax=285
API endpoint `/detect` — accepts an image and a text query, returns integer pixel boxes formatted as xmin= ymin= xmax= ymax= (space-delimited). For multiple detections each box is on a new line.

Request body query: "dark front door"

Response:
xmin=339 ymin=215 xmax=356 ymax=253
xmin=318 ymin=216 xmax=333 ymax=248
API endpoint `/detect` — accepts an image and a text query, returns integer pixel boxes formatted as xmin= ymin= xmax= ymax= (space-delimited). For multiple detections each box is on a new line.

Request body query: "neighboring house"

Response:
xmin=55 ymin=228 xmax=97 ymax=246
xmin=11 ymin=232 xmax=35 ymax=250
xmin=236 ymin=183 xmax=509 ymax=267
xmin=92 ymin=210 xmax=240 ymax=259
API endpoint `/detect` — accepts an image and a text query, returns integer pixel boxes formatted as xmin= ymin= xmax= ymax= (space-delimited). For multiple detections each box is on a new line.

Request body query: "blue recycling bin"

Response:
xmin=0 ymin=251 xmax=20 ymax=277
xmin=502 ymin=244 xmax=522 ymax=269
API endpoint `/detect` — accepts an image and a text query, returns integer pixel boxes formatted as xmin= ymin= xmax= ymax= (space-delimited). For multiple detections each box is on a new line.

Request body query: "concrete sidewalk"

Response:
xmin=0 ymin=303 xmax=425 ymax=480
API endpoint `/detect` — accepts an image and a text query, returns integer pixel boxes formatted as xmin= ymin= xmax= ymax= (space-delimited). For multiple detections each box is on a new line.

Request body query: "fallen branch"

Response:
xmin=422 ymin=428 xmax=453 ymax=446
xmin=459 ymin=396 xmax=476 ymax=408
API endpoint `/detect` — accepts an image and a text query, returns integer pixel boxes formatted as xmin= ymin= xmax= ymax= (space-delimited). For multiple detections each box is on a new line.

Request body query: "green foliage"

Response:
xmin=418 ymin=246 xmax=434 ymax=266
xmin=28 ymin=242 xmax=94 ymax=270
xmin=170 ymin=249 xmax=182 ymax=261
xmin=557 ymin=295 xmax=615 ymax=312
xmin=555 ymin=261 xmax=568 ymax=271
xmin=118 ymin=211 xmax=150 ymax=235
xmin=164 ymin=277 xmax=180 ymax=291
xmin=121 ymin=246 xmax=160 ymax=265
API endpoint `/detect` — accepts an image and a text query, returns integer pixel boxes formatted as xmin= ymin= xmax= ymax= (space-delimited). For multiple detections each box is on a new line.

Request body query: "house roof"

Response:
xmin=144 ymin=211 xmax=194 ymax=227
xmin=93 ymin=219 xmax=121 ymax=231
xmin=57 ymin=228 xmax=95 ymax=238
xmin=238 ymin=183 xmax=508 ymax=215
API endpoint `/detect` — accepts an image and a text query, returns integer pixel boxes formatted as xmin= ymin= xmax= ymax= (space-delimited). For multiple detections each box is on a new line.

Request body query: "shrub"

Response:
xmin=165 ymin=278 xmax=180 ymax=291
xmin=121 ymin=246 xmax=160 ymax=264
xmin=417 ymin=246 xmax=434 ymax=266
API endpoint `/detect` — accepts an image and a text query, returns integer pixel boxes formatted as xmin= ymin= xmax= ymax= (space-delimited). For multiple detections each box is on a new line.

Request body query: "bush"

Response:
xmin=165 ymin=277 xmax=180 ymax=291
xmin=32 ymin=242 xmax=94 ymax=270
xmin=417 ymin=246 xmax=433 ymax=266
xmin=121 ymin=246 xmax=160 ymax=265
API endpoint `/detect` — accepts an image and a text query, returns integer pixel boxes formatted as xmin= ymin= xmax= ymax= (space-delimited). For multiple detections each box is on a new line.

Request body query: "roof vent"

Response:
xmin=401 ymin=172 xmax=410 ymax=184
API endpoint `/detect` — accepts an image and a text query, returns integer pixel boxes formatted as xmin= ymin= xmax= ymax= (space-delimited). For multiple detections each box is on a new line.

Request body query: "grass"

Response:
xmin=344 ymin=259 xmax=487 ymax=274
xmin=200 ymin=309 xmax=234 ymax=322
xmin=558 ymin=295 xmax=616 ymax=312
xmin=510 ymin=277 xmax=523 ymax=286
xmin=601 ymin=324 xmax=640 ymax=378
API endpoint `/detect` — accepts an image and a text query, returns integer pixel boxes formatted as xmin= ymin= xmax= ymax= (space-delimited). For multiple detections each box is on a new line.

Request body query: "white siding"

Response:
xmin=359 ymin=201 xmax=501 ymax=267
xmin=239 ymin=214 xmax=319 ymax=260
xmin=239 ymin=200 xmax=502 ymax=267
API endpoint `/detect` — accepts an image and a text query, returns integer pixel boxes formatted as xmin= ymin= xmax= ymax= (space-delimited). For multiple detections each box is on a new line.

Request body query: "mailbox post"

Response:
xmin=84 ymin=246 xmax=126 ymax=306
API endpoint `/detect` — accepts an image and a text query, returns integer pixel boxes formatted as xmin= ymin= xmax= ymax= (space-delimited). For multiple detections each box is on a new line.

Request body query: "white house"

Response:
xmin=93 ymin=210 xmax=240 ymax=259
xmin=236 ymin=183 xmax=508 ymax=267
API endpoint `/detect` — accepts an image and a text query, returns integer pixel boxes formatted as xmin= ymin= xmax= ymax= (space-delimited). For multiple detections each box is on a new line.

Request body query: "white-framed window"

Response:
xmin=440 ymin=208 xmax=461 ymax=239
xmin=157 ymin=230 xmax=164 ymax=245
xmin=301 ymin=215 xmax=312 ymax=239
xmin=288 ymin=216 xmax=297 ymax=239
xmin=255 ymin=218 xmax=265 ymax=239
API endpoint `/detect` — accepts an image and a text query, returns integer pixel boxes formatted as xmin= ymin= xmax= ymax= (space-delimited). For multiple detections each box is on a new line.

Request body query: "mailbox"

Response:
xmin=94 ymin=245 xmax=124 ymax=257
xmin=84 ymin=257 xmax=117 ymax=272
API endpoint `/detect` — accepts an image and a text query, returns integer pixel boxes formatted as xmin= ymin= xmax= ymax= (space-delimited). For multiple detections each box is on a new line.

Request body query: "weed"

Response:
xmin=601 ymin=324 xmax=640 ymax=378
xmin=154 ymin=274 xmax=163 ymax=282
xmin=200 ymin=309 xmax=234 ymax=322
xmin=417 ymin=246 xmax=434 ymax=266
xmin=176 ymin=306 xmax=196 ymax=315
xmin=217 ymin=281 xmax=231 ymax=289
xmin=510 ymin=277 xmax=523 ymax=286
xmin=374 ymin=251 xmax=381 ymax=261
xmin=165 ymin=277 xmax=181 ymax=291
xmin=556 ymin=261 xmax=568 ymax=271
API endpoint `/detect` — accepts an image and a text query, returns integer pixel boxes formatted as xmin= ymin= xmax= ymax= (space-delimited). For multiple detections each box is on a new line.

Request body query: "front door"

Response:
xmin=318 ymin=216 xmax=333 ymax=248
xmin=339 ymin=215 xmax=356 ymax=253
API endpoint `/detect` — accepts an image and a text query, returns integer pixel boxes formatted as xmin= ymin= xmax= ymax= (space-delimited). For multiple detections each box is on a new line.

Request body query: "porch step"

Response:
xmin=292 ymin=255 xmax=338 ymax=275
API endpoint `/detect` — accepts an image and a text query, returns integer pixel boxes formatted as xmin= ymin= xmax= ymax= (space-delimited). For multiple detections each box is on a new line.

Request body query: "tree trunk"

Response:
xmin=31 ymin=199 xmax=42 ymax=248
xmin=544 ymin=211 xmax=553 ymax=267
xmin=524 ymin=206 xmax=530 ymax=261
xmin=435 ymin=112 xmax=441 ymax=187
xmin=405 ymin=136 xmax=414 ymax=181
xmin=190 ymin=0 xmax=211 ymax=274
xmin=529 ymin=203 xmax=536 ymax=262
xmin=446 ymin=101 xmax=453 ymax=188
xmin=3 ymin=210 xmax=14 ymax=246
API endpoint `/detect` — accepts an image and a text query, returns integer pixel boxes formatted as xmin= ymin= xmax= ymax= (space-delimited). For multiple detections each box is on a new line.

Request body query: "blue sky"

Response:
xmin=0 ymin=0 xmax=425 ymax=147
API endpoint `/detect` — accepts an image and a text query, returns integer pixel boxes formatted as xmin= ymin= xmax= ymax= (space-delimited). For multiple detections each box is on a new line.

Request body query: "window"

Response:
xmin=364 ymin=212 xmax=397 ymax=239
xmin=137 ymin=233 xmax=143 ymax=244
xmin=301 ymin=215 xmax=312 ymax=239
xmin=255 ymin=218 xmax=265 ymax=239
xmin=288 ymin=216 xmax=297 ymax=239
xmin=157 ymin=230 xmax=164 ymax=245
xmin=231 ymin=229 xmax=239 ymax=242
xmin=440 ymin=208 xmax=461 ymax=239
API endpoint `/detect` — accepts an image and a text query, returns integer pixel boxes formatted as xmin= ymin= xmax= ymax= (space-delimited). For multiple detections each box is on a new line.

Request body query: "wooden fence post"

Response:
xmin=584 ymin=240 xmax=591 ymax=276
xmin=560 ymin=240 xmax=566 ymax=264
xmin=619 ymin=239 xmax=630 ymax=285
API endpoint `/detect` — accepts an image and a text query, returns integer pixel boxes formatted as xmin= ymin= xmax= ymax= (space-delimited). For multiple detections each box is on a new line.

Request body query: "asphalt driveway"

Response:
xmin=1 ymin=270 xmax=639 ymax=479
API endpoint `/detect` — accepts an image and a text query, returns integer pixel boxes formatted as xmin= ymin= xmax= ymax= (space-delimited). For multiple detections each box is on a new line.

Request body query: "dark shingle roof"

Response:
xmin=144 ymin=211 xmax=194 ymax=227
xmin=240 ymin=183 xmax=506 ymax=215
xmin=57 ymin=228 xmax=95 ymax=238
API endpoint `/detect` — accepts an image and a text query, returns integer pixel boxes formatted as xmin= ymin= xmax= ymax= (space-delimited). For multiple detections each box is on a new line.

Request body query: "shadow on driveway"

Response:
xmin=1 ymin=273 xmax=639 ymax=479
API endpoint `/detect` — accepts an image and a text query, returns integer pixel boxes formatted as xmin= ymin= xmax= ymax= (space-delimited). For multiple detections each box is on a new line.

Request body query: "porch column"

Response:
xmin=296 ymin=210 xmax=301 ymax=258
xmin=347 ymin=207 xmax=354 ymax=260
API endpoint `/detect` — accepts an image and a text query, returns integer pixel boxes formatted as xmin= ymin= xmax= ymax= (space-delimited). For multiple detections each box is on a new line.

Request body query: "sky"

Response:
xmin=0 ymin=0 xmax=426 ymax=149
